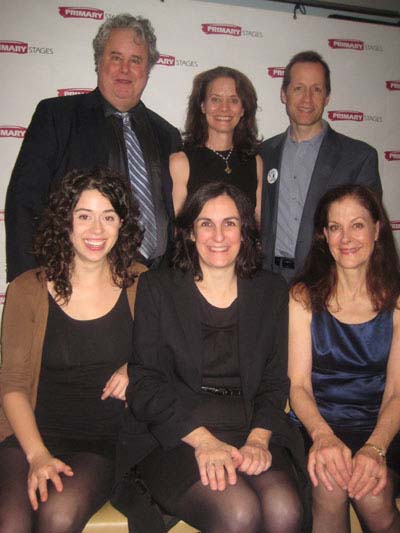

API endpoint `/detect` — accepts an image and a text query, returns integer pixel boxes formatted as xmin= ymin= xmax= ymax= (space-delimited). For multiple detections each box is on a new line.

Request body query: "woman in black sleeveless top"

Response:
xmin=170 ymin=66 xmax=263 ymax=221
xmin=0 ymin=169 xmax=145 ymax=532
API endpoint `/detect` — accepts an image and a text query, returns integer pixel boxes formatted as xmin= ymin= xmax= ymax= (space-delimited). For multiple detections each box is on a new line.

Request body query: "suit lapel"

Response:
xmin=265 ymin=137 xmax=284 ymax=225
xmin=77 ymin=90 xmax=111 ymax=167
xmin=261 ymin=136 xmax=285 ymax=266
xmin=301 ymin=126 xmax=339 ymax=215
xmin=295 ymin=126 xmax=339 ymax=266
xmin=237 ymin=276 xmax=265 ymax=396
xmin=169 ymin=271 xmax=203 ymax=382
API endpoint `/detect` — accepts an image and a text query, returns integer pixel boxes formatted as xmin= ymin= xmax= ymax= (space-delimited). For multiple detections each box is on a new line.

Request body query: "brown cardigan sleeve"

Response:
xmin=126 ymin=262 xmax=148 ymax=318
xmin=0 ymin=269 xmax=48 ymax=441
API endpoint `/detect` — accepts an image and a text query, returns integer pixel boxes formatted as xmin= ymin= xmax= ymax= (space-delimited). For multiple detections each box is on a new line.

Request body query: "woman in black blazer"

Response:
xmin=117 ymin=182 xmax=307 ymax=533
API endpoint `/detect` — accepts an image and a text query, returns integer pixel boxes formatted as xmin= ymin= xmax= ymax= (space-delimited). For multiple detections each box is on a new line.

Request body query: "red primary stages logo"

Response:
xmin=157 ymin=54 xmax=176 ymax=67
xmin=202 ymin=23 xmax=241 ymax=36
xmin=385 ymin=151 xmax=400 ymax=161
xmin=201 ymin=23 xmax=262 ymax=38
xmin=0 ymin=210 xmax=4 ymax=222
xmin=386 ymin=81 xmax=400 ymax=91
xmin=59 ymin=6 xmax=104 ymax=19
xmin=267 ymin=67 xmax=284 ymax=78
xmin=0 ymin=40 xmax=52 ymax=55
xmin=157 ymin=54 xmax=198 ymax=68
xmin=58 ymin=88 xmax=93 ymax=96
xmin=0 ymin=40 xmax=28 ymax=54
xmin=328 ymin=38 xmax=383 ymax=52
xmin=0 ymin=126 xmax=26 ymax=138
xmin=328 ymin=39 xmax=364 ymax=51
xmin=328 ymin=111 xmax=364 ymax=122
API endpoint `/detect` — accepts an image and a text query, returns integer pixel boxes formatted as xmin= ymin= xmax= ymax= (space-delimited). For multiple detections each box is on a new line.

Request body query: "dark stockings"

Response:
xmin=0 ymin=447 xmax=114 ymax=533
xmin=353 ymin=474 xmax=400 ymax=533
xmin=312 ymin=470 xmax=400 ymax=533
xmin=175 ymin=468 xmax=302 ymax=533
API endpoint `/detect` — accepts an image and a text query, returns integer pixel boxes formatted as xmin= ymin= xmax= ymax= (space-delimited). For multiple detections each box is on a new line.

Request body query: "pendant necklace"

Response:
xmin=209 ymin=147 xmax=233 ymax=174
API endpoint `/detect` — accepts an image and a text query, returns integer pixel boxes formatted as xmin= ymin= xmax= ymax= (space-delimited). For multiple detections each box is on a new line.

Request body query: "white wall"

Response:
xmin=1 ymin=0 xmax=399 ymax=300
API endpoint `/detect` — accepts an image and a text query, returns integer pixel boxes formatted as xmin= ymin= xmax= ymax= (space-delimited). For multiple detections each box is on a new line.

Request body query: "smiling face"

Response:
xmin=323 ymin=196 xmax=379 ymax=274
xmin=192 ymin=194 xmax=242 ymax=274
xmin=70 ymin=189 xmax=121 ymax=267
xmin=281 ymin=61 xmax=329 ymax=135
xmin=201 ymin=76 xmax=244 ymax=139
xmin=97 ymin=28 xmax=149 ymax=111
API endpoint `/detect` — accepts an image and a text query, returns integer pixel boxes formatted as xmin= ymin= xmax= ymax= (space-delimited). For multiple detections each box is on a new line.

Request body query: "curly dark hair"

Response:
xmin=172 ymin=182 xmax=262 ymax=280
xmin=183 ymin=66 xmax=260 ymax=159
xmin=34 ymin=168 xmax=143 ymax=303
xmin=282 ymin=50 xmax=331 ymax=96
xmin=292 ymin=184 xmax=400 ymax=312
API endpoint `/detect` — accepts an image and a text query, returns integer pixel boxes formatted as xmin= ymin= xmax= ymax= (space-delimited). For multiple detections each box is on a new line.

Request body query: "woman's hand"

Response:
xmin=238 ymin=440 xmax=272 ymax=476
xmin=101 ymin=363 xmax=128 ymax=401
xmin=308 ymin=432 xmax=353 ymax=491
xmin=348 ymin=445 xmax=387 ymax=500
xmin=27 ymin=450 xmax=74 ymax=510
xmin=194 ymin=434 xmax=243 ymax=492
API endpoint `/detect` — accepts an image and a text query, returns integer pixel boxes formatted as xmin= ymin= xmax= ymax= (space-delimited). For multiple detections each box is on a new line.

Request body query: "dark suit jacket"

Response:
xmin=113 ymin=267 xmax=309 ymax=530
xmin=259 ymin=125 xmax=382 ymax=276
xmin=117 ymin=267 xmax=304 ymax=474
xmin=5 ymin=88 xmax=181 ymax=281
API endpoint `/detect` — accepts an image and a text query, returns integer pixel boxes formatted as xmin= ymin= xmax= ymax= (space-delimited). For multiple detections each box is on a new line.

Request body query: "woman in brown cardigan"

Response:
xmin=0 ymin=169 xmax=145 ymax=532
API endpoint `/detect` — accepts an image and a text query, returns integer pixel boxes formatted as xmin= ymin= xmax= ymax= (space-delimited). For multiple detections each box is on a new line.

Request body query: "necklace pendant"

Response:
xmin=225 ymin=164 xmax=232 ymax=174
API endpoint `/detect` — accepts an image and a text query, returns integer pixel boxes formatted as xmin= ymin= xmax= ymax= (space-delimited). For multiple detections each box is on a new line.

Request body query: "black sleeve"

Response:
xmin=251 ymin=277 xmax=290 ymax=434
xmin=126 ymin=274 xmax=198 ymax=449
xmin=5 ymin=100 xmax=59 ymax=281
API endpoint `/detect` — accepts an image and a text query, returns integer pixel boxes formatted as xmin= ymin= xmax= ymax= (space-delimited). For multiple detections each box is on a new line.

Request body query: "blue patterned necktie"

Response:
xmin=117 ymin=112 xmax=157 ymax=259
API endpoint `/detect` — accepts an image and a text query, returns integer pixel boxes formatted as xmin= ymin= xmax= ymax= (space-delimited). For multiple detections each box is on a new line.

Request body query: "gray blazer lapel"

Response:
xmin=295 ymin=126 xmax=339 ymax=269
xmin=261 ymin=136 xmax=285 ymax=268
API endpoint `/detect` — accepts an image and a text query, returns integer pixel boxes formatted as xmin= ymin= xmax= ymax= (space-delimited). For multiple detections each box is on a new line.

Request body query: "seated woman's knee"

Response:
xmin=313 ymin=483 xmax=348 ymax=514
xmin=37 ymin=504 xmax=83 ymax=533
xmin=261 ymin=487 xmax=302 ymax=530
xmin=354 ymin=494 xmax=398 ymax=532
xmin=218 ymin=494 xmax=262 ymax=533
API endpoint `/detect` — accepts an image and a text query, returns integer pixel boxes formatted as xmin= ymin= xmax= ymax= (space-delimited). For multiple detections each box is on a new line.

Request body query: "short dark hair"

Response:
xmin=93 ymin=13 xmax=159 ymax=72
xmin=34 ymin=168 xmax=143 ymax=303
xmin=292 ymin=184 xmax=400 ymax=312
xmin=172 ymin=182 xmax=262 ymax=279
xmin=282 ymin=50 xmax=331 ymax=96
xmin=184 ymin=66 xmax=260 ymax=159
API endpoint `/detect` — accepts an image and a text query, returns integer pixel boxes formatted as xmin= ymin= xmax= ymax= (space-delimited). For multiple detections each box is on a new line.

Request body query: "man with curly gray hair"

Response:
xmin=6 ymin=13 xmax=181 ymax=281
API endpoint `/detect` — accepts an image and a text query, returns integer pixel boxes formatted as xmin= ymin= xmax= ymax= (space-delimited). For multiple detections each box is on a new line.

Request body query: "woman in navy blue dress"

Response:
xmin=289 ymin=184 xmax=400 ymax=532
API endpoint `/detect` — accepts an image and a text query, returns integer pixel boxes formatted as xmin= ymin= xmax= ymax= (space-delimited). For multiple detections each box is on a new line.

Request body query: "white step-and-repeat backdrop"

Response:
xmin=1 ymin=0 xmax=399 ymax=302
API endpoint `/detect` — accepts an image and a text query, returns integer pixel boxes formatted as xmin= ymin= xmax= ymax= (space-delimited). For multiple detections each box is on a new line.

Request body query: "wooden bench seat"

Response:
xmin=82 ymin=501 xmax=198 ymax=532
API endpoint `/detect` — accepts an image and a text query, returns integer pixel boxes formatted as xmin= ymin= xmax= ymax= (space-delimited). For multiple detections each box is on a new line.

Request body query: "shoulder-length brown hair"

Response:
xmin=183 ymin=66 xmax=260 ymax=159
xmin=34 ymin=168 xmax=143 ymax=303
xmin=292 ymin=184 xmax=400 ymax=312
xmin=172 ymin=181 xmax=262 ymax=280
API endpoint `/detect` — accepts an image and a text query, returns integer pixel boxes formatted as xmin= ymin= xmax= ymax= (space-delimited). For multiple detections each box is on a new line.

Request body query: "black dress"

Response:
xmin=184 ymin=145 xmax=257 ymax=207
xmin=137 ymin=285 xmax=294 ymax=513
xmin=1 ymin=289 xmax=133 ymax=460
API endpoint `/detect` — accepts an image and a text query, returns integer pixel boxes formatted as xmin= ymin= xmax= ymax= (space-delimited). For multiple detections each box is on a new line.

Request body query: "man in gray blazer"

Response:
xmin=259 ymin=50 xmax=382 ymax=282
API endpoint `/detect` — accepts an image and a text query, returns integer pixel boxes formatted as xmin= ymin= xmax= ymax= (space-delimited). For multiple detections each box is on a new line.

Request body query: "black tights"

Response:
xmin=176 ymin=469 xmax=302 ymax=533
xmin=0 ymin=447 xmax=114 ymax=533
